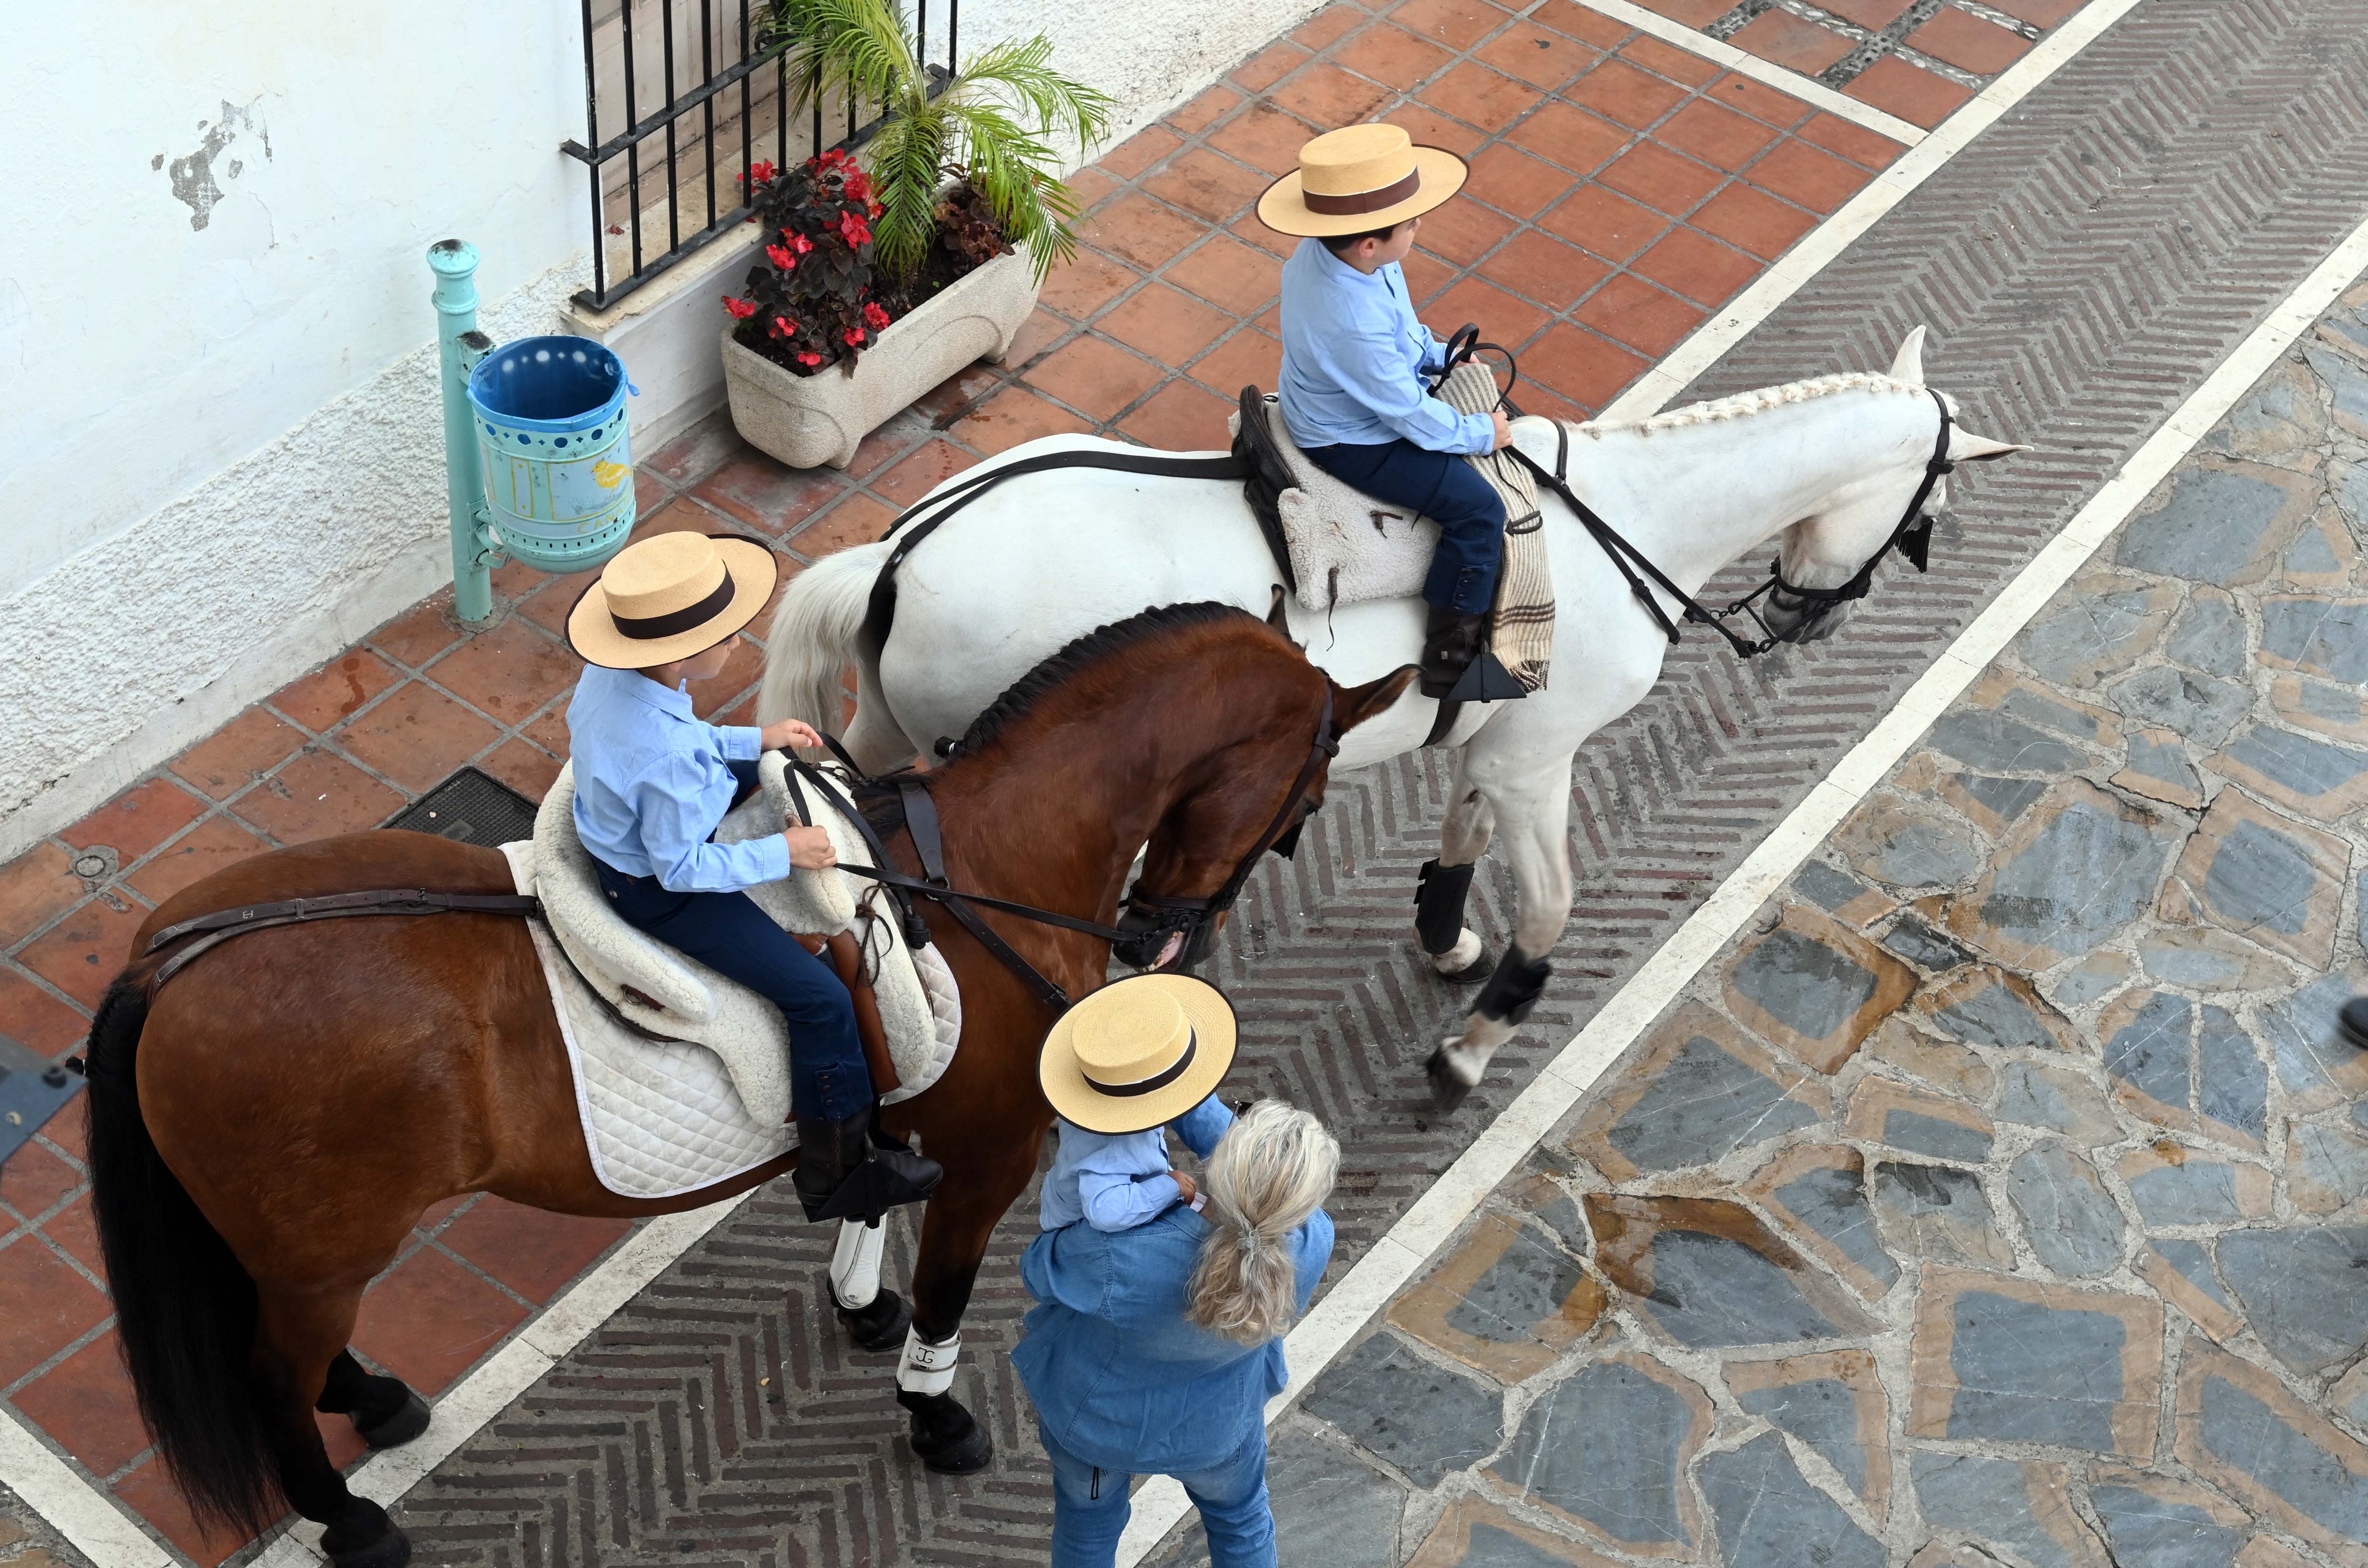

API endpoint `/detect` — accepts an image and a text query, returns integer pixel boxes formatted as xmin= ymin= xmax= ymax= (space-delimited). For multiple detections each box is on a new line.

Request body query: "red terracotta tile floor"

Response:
xmin=0 ymin=0 xmax=2019 ymax=1558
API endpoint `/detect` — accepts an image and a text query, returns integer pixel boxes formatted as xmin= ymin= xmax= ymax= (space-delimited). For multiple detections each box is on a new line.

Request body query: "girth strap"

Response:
xmin=140 ymin=888 xmax=542 ymax=989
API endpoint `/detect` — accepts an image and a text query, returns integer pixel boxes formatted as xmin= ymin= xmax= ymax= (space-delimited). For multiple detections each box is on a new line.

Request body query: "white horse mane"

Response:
xmin=1574 ymin=371 xmax=1924 ymax=439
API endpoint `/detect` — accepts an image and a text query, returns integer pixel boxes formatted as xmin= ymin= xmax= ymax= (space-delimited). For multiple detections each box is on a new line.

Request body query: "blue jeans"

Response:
xmin=1039 ymin=1421 xmax=1274 ymax=1568
xmin=1299 ymin=436 xmax=1505 ymax=613
xmin=592 ymin=763 xmax=869 ymax=1121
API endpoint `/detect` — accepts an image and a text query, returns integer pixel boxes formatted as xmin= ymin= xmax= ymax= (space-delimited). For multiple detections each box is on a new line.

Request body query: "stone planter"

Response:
xmin=722 ymin=244 xmax=1037 ymax=469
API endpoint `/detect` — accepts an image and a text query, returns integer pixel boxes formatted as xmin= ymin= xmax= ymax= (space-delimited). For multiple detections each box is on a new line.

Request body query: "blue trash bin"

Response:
xmin=467 ymin=336 xmax=637 ymax=573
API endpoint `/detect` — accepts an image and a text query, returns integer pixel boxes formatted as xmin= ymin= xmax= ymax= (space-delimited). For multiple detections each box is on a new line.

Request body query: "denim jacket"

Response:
xmin=1014 ymin=1118 xmax=1336 ymax=1474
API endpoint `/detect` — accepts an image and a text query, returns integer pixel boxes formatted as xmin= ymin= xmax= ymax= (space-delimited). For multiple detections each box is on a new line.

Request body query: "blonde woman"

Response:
xmin=1018 ymin=977 xmax=1339 ymax=1567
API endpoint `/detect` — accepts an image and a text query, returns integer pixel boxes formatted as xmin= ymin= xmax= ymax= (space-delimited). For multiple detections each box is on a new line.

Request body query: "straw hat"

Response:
xmin=1256 ymin=123 xmax=1468 ymax=239
xmin=567 ymin=531 xmax=778 ymax=668
xmin=1039 ymin=974 xmax=1239 ymax=1134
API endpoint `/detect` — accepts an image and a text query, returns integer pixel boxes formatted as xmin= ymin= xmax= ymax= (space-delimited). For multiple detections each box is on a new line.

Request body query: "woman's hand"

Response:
xmin=761 ymin=718 xmax=826 ymax=752
xmin=784 ymin=825 xmax=838 ymax=871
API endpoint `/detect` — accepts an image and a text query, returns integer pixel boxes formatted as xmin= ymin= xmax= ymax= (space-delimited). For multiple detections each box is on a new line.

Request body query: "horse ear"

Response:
xmin=1335 ymin=665 xmax=1420 ymax=735
xmin=1889 ymin=326 xmax=1927 ymax=385
xmin=1947 ymin=427 xmax=2032 ymax=463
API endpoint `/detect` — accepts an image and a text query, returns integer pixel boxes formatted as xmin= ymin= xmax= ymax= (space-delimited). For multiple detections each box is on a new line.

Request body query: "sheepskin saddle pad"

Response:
xmin=497 ymin=755 xmax=959 ymax=1200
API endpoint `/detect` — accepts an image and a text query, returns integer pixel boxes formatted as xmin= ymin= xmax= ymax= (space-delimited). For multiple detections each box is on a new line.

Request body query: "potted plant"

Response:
xmin=720 ymin=0 xmax=1113 ymax=469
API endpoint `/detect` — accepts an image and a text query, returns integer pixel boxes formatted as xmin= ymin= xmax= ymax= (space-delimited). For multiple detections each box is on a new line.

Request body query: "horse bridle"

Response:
xmin=1434 ymin=331 xmax=1956 ymax=660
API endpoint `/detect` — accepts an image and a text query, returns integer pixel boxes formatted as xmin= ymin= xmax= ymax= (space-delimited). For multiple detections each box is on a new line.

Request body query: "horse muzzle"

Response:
xmin=1113 ymin=895 xmax=1219 ymax=973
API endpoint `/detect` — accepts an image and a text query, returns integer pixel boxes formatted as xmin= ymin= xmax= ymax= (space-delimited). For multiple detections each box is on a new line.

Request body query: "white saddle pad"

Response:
xmin=499 ymin=756 xmax=960 ymax=1200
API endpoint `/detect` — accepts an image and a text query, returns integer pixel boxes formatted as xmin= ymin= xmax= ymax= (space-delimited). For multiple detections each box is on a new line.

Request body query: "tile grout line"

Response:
xmin=1554 ymin=0 xmax=1932 ymax=146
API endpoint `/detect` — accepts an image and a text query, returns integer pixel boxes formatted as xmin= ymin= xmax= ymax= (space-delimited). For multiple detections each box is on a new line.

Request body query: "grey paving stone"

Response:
xmin=1491 ymin=1359 xmax=1699 ymax=1550
xmin=1636 ymin=1229 xmax=1845 ymax=1349
xmin=2018 ymin=587 xmax=2173 ymax=687
xmin=1168 ymin=1430 xmax=1408 ymax=1568
xmin=1457 ymin=1522 xmax=1584 ymax=1568
xmin=2090 ymin=1482 xmax=2246 ymax=1568
xmin=2106 ymin=666 xmax=2254 ymax=748
xmin=2220 ymin=727 xmax=2368 ymax=801
xmin=1854 ymin=814 xmax=1982 ymax=889
xmin=2259 ymin=594 xmax=2368 ymax=684
xmin=2306 ymin=347 xmax=2368 ymax=437
xmin=2290 ymin=1120 xmax=2368 ymax=1210
xmin=2105 ymin=990 xmax=2194 ymax=1117
xmin=2217 ymin=1227 xmax=2368 ymax=1375
xmin=2126 ymin=1157 xmax=2257 ymax=1226
xmin=2148 ymin=1239 xmax=2236 ymax=1313
xmin=1796 ymin=860 xmax=1879 ymax=916
xmin=1944 ymin=1288 xmax=2129 ymax=1450
xmin=1701 ymin=1433 xmax=1885 ymax=1568
xmin=2009 ymin=1142 xmax=2125 ymax=1279
xmin=2168 ymin=590 xmax=2249 ymax=677
xmin=2262 ymin=973 xmax=2356 ymax=1101
xmin=1301 ymin=1333 xmax=1504 ymax=1488
xmin=2344 ymin=461 xmax=2368 ymax=528
xmin=1930 ymin=972 xmax=2068 ymax=1052
xmin=2192 ymin=1363 xmax=2368 ymax=1541
xmin=1884 ymin=1108 xmax=1995 ymax=1163
xmin=2288 ymin=525 xmax=2342 ymax=575
xmin=2138 ymin=931 xmax=2280 ymax=991
xmin=1603 ymin=1033 xmax=1820 ymax=1174
xmin=1951 ymin=771 xmax=2052 ymax=827
xmin=2196 ymin=1004 xmax=2267 ymax=1143
xmin=1885 ymin=916 xmax=1979 ymax=972
xmin=2052 ymin=953 xmax=2139 ymax=1009
xmin=1912 ymin=1452 xmax=2096 ymax=1568
xmin=1969 ymin=791 xmax=2181 ymax=960
xmin=1872 ymin=1162 xmax=2012 ymax=1266
xmin=2203 ymin=817 xmax=2325 ymax=939
xmin=1729 ymin=928 xmax=1879 ymax=1044
xmin=1447 ymin=1226 xmax=1591 ymax=1346
xmin=1997 ymin=1063 xmax=2116 ymax=1144
xmin=1774 ymin=1159 xmax=1901 ymax=1296
xmin=2002 ymin=686 xmax=2114 ymax=743
xmin=1929 ymin=711 xmax=2088 ymax=773
xmin=1736 ymin=1378 xmax=1869 ymax=1495
xmin=2121 ymin=728 xmax=2202 ymax=803
xmin=2116 ymin=467 xmax=2301 ymax=584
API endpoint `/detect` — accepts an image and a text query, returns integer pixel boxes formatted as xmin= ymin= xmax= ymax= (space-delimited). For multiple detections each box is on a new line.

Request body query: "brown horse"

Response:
xmin=81 ymin=603 xmax=1414 ymax=1568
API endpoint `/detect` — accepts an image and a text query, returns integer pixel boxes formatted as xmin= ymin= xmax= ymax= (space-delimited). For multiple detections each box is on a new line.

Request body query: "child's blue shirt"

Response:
xmin=1039 ymin=1096 xmax=1233 ymax=1232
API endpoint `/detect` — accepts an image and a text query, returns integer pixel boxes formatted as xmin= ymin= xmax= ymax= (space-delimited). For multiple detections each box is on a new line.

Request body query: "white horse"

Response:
xmin=758 ymin=328 xmax=2025 ymax=1106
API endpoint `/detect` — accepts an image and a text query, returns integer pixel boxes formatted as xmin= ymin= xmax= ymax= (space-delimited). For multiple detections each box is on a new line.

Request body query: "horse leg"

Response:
xmin=1416 ymin=752 xmax=1498 ymax=984
xmin=253 ymin=1286 xmax=410 ymax=1568
xmin=827 ymin=1218 xmax=914 ymax=1351
xmin=316 ymin=1349 xmax=429 ymax=1449
xmin=893 ymin=1147 xmax=1038 ymax=1475
xmin=1426 ymin=759 xmax=1572 ymax=1111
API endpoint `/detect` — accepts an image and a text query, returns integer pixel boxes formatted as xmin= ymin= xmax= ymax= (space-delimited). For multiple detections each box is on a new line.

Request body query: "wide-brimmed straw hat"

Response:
xmin=568 ymin=531 xmax=778 ymax=668
xmin=1256 ymin=123 xmax=1468 ymax=239
xmin=1039 ymin=974 xmax=1239 ymax=1134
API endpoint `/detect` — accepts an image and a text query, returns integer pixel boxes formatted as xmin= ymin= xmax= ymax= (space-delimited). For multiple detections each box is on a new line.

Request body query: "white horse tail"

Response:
xmin=757 ymin=539 xmax=890 ymax=734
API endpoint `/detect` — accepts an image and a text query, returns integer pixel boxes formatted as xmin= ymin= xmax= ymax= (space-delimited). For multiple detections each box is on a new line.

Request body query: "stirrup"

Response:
xmin=1442 ymin=648 xmax=1527 ymax=704
xmin=802 ymin=1149 xmax=942 ymax=1224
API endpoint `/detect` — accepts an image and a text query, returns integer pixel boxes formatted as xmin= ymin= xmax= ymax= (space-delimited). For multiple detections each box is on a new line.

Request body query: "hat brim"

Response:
xmin=1256 ymin=146 xmax=1470 ymax=238
xmin=566 ymin=535 xmax=779 ymax=668
xmin=1039 ymin=974 xmax=1240 ymax=1135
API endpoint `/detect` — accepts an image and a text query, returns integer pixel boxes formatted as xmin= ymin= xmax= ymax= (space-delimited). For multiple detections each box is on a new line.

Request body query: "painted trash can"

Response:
xmin=467 ymin=336 xmax=637 ymax=572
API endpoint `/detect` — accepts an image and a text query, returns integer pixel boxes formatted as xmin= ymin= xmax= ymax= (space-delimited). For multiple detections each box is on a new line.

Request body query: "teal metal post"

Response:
xmin=429 ymin=240 xmax=504 ymax=627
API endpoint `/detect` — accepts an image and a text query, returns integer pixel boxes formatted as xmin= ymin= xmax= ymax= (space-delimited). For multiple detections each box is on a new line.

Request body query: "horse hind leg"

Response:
xmin=1426 ymin=761 xmax=1571 ymax=1112
xmin=316 ymin=1349 xmax=428 ymax=1449
xmin=1417 ymin=758 xmax=1497 ymax=983
xmin=254 ymin=1287 xmax=411 ymax=1568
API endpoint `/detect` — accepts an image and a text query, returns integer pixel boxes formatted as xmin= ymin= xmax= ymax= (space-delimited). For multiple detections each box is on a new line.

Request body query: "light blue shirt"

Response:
xmin=567 ymin=664 xmax=790 ymax=893
xmin=1277 ymin=236 xmax=1496 ymax=455
xmin=1040 ymin=1096 xmax=1234 ymax=1232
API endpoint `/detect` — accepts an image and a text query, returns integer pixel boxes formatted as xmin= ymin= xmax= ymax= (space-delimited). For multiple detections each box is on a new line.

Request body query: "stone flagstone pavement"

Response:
xmin=1152 ymin=278 xmax=2368 ymax=1566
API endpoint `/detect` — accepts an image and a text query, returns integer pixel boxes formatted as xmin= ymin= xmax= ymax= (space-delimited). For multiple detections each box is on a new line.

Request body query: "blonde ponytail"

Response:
xmin=1185 ymin=1101 xmax=1340 ymax=1346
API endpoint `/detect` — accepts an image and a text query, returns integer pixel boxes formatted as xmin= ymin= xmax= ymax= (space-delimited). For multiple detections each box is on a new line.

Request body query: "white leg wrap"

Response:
xmin=829 ymin=1219 xmax=884 ymax=1311
xmin=897 ymin=1327 xmax=961 ymax=1396
xmin=1430 ymin=929 xmax=1485 ymax=974
xmin=1441 ymin=1016 xmax=1517 ymax=1086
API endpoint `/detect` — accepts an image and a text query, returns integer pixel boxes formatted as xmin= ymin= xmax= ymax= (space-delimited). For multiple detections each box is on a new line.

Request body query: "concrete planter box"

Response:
xmin=722 ymin=244 xmax=1038 ymax=469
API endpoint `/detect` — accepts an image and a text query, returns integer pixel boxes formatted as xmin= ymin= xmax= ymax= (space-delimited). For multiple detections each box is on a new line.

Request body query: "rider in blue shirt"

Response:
xmin=1259 ymin=122 xmax=1515 ymax=699
xmin=565 ymin=531 xmax=941 ymax=1223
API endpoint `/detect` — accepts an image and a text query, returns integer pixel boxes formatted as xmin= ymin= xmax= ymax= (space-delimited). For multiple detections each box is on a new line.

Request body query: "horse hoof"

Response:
xmin=321 ymin=1503 xmax=410 ymax=1568
xmin=1425 ymin=1049 xmax=1474 ymax=1113
xmin=355 ymin=1389 xmax=430 ymax=1449
xmin=1438 ymin=949 xmax=1493 ymax=984
xmin=898 ymin=1389 xmax=994 ymax=1475
xmin=836 ymin=1287 xmax=913 ymax=1353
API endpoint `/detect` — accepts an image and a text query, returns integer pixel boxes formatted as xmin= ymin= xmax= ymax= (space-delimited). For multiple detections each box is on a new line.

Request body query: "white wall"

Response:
xmin=0 ymin=0 xmax=1310 ymax=860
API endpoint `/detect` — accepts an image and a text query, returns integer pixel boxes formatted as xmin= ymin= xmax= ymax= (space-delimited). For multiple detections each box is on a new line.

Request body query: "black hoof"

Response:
xmin=898 ymin=1388 xmax=993 ymax=1475
xmin=835 ymin=1286 xmax=913 ymax=1352
xmin=1425 ymin=1049 xmax=1474 ymax=1113
xmin=1438 ymin=948 xmax=1494 ymax=985
xmin=321 ymin=1502 xmax=410 ymax=1568
xmin=2341 ymin=997 xmax=2368 ymax=1052
xmin=354 ymin=1389 xmax=430 ymax=1449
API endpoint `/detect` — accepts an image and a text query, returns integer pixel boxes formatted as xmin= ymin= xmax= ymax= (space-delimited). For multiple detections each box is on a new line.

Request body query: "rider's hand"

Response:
xmin=1170 ymin=1170 xmax=1198 ymax=1207
xmin=784 ymin=825 xmax=838 ymax=870
xmin=1489 ymin=411 xmax=1514 ymax=451
xmin=762 ymin=718 xmax=826 ymax=753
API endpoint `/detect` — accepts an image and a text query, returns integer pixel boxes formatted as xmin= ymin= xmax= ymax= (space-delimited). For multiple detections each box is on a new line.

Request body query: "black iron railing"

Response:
xmin=562 ymin=0 xmax=958 ymax=311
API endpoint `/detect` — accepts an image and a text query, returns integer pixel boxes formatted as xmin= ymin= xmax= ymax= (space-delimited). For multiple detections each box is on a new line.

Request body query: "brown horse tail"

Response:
xmin=84 ymin=975 xmax=281 ymax=1535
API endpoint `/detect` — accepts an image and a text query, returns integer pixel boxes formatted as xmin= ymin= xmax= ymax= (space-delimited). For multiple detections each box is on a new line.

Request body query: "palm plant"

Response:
xmin=761 ymin=0 xmax=1114 ymax=284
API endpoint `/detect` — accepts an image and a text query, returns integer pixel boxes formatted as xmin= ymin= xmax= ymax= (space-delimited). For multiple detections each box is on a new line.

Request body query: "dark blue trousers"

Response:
xmin=593 ymin=761 xmax=869 ymax=1121
xmin=1299 ymin=437 xmax=1505 ymax=613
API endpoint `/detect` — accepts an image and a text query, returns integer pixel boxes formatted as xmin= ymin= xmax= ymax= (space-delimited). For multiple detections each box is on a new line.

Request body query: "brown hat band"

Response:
xmin=1303 ymin=168 xmax=1420 ymax=216
xmin=613 ymin=570 xmax=736 ymax=640
xmin=1082 ymin=1030 xmax=1198 ymax=1098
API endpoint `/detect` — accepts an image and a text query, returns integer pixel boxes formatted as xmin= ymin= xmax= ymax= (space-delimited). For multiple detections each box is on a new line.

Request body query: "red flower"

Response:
xmin=766 ymin=242 xmax=797 ymax=270
xmin=818 ymin=147 xmax=849 ymax=169
xmin=871 ymin=199 xmax=884 ymax=218
xmin=845 ymin=170 xmax=872 ymax=201
xmin=837 ymin=209 xmax=871 ymax=248
xmin=843 ymin=327 xmax=866 ymax=346
xmin=798 ymin=351 xmax=824 ymax=366
xmin=792 ymin=232 xmax=813 ymax=255
xmin=772 ymin=315 xmax=797 ymax=337
xmin=742 ymin=159 xmax=777 ymax=186
xmin=862 ymin=301 xmax=892 ymax=330
xmin=722 ymin=295 xmax=757 ymax=319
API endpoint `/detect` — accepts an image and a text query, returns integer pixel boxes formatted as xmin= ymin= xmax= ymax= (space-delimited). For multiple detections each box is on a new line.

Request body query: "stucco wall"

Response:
xmin=1 ymin=0 xmax=1310 ymax=860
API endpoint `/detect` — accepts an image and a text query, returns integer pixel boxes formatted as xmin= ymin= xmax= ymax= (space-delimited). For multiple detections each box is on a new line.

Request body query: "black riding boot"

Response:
xmin=1419 ymin=606 xmax=1490 ymax=699
xmin=794 ymin=1104 xmax=943 ymax=1223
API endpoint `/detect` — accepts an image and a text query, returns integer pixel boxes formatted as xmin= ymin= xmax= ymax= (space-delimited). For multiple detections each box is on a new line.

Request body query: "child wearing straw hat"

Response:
xmin=1036 ymin=973 xmax=1240 ymax=1234
xmin=566 ymin=531 xmax=942 ymax=1223
xmin=1258 ymin=122 xmax=1514 ymax=700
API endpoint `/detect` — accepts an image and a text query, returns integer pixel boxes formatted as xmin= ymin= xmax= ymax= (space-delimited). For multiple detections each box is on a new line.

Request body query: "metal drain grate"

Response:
xmin=0 ymin=1033 xmax=80 ymax=1170
xmin=383 ymin=766 xmax=539 ymax=847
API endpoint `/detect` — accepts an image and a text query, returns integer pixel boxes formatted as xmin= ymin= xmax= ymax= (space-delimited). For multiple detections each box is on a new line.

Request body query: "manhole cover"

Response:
xmin=383 ymin=766 xmax=538 ymax=847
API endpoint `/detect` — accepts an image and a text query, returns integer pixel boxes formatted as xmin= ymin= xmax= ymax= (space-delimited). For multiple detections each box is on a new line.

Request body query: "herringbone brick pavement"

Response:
xmin=391 ymin=2 xmax=2368 ymax=1562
